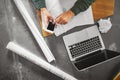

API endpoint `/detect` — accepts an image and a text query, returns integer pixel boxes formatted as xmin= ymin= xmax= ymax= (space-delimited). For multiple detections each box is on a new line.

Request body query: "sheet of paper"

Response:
xmin=42 ymin=0 xmax=94 ymax=36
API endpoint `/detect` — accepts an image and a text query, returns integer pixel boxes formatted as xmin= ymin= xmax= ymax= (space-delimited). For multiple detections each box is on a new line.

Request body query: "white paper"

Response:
xmin=6 ymin=42 xmax=78 ymax=80
xmin=45 ymin=0 xmax=63 ymax=19
xmin=98 ymin=18 xmax=112 ymax=33
xmin=13 ymin=0 xmax=55 ymax=62
xmin=54 ymin=6 xmax=94 ymax=36
xmin=42 ymin=0 xmax=94 ymax=36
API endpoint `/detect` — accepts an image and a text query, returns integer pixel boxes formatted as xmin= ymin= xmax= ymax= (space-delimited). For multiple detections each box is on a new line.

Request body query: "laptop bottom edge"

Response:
xmin=72 ymin=49 xmax=120 ymax=71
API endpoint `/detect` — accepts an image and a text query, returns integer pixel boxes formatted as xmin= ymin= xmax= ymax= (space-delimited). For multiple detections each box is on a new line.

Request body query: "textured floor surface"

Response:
xmin=0 ymin=0 xmax=120 ymax=80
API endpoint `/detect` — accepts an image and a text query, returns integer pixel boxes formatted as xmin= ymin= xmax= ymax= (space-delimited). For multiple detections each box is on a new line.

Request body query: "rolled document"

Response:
xmin=6 ymin=42 xmax=78 ymax=80
xmin=13 ymin=0 xmax=55 ymax=62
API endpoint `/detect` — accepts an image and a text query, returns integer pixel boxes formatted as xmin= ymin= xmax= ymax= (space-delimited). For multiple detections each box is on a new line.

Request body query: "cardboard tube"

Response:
xmin=6 ymin=42 xmax=78 ymax=80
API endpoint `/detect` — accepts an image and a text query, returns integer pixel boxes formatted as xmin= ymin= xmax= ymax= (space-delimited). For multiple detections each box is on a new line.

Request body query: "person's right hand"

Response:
xmin=40 ymin=8 xmax=53 ymax=26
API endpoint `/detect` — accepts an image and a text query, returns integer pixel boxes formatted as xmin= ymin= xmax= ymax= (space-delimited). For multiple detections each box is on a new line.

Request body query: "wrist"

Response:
xmin=40 ymin=8 xmax=47 ymax=12
xmin=68 ymin=10 xmax=75 ymax=17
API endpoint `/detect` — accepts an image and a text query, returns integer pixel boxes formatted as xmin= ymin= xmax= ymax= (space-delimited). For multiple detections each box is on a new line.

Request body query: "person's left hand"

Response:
xmin=55 ymin=10 xmax=75 ymax=25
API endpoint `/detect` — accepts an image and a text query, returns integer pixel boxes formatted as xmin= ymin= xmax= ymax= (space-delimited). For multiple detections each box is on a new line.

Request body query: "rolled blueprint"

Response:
xmin=6 ymin=42 xmax=78 ymax=80
xmin=13 ymin=0 xmax=55 ymax=62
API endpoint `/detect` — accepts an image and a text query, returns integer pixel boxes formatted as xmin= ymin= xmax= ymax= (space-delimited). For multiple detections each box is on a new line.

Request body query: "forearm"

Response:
xmin=32 ymin=0 xmax=46 ymax=9
xmin=70 ymin=0 xmax=95 ymax=15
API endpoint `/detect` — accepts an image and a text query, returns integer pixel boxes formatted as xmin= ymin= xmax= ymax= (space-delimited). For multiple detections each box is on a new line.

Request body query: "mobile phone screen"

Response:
xmin=47 ymin=22 xmax=55 ymax=31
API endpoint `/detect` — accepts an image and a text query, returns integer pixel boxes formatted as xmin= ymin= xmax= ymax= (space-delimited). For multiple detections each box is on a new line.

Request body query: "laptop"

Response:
xmin=63 ymin=25 xmax=106 ymax=71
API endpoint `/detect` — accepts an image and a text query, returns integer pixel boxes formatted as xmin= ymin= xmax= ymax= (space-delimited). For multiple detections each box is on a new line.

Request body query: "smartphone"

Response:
xmin=47 ymin=21 xmax=55 ymax=31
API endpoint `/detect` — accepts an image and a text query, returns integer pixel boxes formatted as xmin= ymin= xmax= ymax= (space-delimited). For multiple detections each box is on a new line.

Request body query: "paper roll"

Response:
xmin=13 ymin=0 xmax=55 ymax=62
xmin=6 ymin=42 xmax=78 ymax=80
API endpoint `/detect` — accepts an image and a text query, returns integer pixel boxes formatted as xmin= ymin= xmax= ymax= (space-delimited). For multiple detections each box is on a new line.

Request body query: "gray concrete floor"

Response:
xmin=0 ymin=0 xmax=120 ymax=80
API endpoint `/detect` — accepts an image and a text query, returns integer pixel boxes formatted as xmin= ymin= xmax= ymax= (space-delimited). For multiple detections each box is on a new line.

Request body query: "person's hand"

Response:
xmin=55 ymin=10 xmax=75 ymax=25
xmin=40 ymin=8 xmax=53 ymax=26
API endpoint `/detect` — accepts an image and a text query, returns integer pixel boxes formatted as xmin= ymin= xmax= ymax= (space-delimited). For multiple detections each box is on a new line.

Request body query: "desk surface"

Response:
xmin=0 ymin=0 xmax=120 ymax=80
xmin=92 ymin=0 xmax=114 ymax=21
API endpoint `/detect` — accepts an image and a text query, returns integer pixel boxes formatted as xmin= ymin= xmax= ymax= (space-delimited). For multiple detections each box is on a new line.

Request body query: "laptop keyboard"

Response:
xmin=68 ymin=36 xmax=102 ymax=58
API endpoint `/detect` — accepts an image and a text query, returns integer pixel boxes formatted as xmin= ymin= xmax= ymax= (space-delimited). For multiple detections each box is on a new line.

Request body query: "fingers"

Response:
xmin=55 ymin=16 xmax=68 ymax=25
xmin=41 ymin=8 xmax=54 ymax=26
xmin=55 ymin=10 xmax=74 ymax=25
xmin=48 ymin=16 xmax=54 ymax=22
xmin=38 ymin=8 xmax=74 ymax=25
